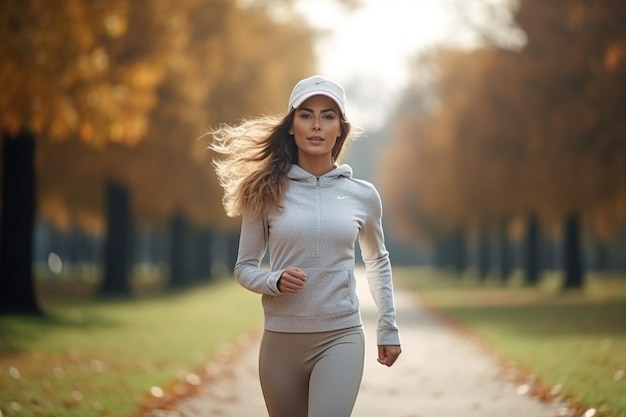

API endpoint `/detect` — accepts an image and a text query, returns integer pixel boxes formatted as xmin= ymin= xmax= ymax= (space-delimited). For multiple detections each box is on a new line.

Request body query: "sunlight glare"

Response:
xmin=295 ymin=0 xmax=519 ymax=129
xmin=295 ymin=0 xmax=476 ymax=129
xmin=8 ymin=367 xmax=20 ymax=380
xmin=150 ymin=386 xmax=164 ymax=398
xmin=516 ymin=383 xmax=530 ymax=395
xmin=48 ymin=252 xmax=63 ymax=274
xmin=71 ymin=390 xmax=84 ymax=402
xmin=53 ymin=366 xmax=65 ymax=378
xmin=186 ymin=373 xmax=202 ymax=386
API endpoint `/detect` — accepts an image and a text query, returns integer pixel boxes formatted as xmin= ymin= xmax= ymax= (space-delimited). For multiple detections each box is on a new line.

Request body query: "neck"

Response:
xmin=297 ymin=154 xmax=334 ymax=177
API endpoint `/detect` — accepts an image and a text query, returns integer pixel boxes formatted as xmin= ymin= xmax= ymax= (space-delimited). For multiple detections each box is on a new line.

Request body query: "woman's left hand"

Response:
xmin=377 ymin=345 xmax=401 ymax=367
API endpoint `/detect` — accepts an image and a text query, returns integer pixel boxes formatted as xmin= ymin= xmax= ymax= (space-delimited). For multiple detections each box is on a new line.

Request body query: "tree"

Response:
xmin=379 ymin=0 xmax=626 ymax=288
xmin=19 ymin=0 xmax=318 ymax=303
xmin=1 ymin=0 xmax=177 ymax=313
xmin=92 ymin=0 xmax=317 ymax=292
xmin=99 ymin=181 xmax=133 ymax=297
xmin=1 ymin=132 xmax=37 ymax=313
xmin=1 ymin=0 xmax=210 ymax=312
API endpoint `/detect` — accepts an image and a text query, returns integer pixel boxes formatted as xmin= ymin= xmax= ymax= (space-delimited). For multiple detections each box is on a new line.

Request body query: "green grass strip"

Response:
xmin=0 ymin=278 xmax=262 ymax=417
xmin=394 ymin=267 xmax=626 ymax=417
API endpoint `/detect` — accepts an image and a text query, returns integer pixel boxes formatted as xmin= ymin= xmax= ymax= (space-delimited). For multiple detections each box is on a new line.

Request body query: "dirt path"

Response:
xmin=153 ymin=269 xmax=564 ymax=417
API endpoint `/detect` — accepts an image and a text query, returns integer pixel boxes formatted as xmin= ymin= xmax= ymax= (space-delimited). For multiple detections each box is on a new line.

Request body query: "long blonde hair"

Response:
xmin=210 ymin=110 xmax=353 ymax=218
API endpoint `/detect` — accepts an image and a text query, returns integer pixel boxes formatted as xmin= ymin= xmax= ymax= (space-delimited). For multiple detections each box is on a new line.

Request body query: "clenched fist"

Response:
xmin=278 ymin=266 xmax=307 ymax=293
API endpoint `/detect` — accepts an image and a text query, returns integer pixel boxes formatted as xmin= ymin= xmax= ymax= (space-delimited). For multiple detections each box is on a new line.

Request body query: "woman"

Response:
xmin=211 ymin=75 xmax=401 ymax=417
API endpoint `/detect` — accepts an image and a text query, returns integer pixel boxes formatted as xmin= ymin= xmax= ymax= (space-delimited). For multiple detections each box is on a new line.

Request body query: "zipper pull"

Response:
xmin=316 ymin=177 xmax=320 ymax=186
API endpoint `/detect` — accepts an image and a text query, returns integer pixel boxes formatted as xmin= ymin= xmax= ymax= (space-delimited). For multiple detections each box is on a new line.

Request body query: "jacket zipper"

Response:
xmin=315 ymin=176 xmax=321 ymax=257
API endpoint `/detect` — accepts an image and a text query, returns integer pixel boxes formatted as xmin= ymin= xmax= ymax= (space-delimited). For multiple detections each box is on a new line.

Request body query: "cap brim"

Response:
xmin=291 ymin=92 xmax=345 ymax=115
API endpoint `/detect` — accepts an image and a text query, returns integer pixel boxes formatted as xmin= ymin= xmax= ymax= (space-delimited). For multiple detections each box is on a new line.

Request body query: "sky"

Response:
xmin=293 ymin=0 xmax=517 ymax=129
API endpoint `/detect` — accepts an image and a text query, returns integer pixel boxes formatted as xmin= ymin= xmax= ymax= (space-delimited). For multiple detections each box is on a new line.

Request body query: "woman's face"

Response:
xmin=289 ymin=95 xmax=342 ymax=161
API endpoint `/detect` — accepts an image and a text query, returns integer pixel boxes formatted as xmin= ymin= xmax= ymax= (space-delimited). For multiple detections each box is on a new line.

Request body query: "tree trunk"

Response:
xmin=194 ymin=228 xmax=214 ymax=281
xmin=0 ymin=131 xmax=42 ymax=315
xmin=226 ymin=231 xmax=240 ymax=274
xmin=525 ymin=214 xmax=540 ymax=285
xmin=99 ymin=181 xmax=133 ymax=297
xmin=169 ymin=212 xmax=192 ymax=288
xmin=592 ymin=240 xmax=608 ymax=272
xmin=433 ymin=233 xmax=458 ymax=270
xmin=451 ymin=228 xmax=466 ymax=274
xmin=477 ymin=233 xmax=490 ymax=279
xmin=563 ymin=214 xmax=583 ymax=289
xmin=433 ymin=236 xmax=448 ymax=268
xmin=499 ymin=218 xmax=512 ymax=281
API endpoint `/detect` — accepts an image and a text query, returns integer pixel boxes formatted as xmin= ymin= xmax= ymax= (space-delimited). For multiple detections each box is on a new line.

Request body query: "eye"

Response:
xmin=323 ymin=114 xmax=335 ymax=120
xmin=298 ymin=112 xmax=312 ymax=119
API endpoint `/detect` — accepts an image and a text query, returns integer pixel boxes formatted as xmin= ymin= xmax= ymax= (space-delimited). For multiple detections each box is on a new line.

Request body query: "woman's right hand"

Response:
xmin=278 ymin=266 xmax=307 ymax=293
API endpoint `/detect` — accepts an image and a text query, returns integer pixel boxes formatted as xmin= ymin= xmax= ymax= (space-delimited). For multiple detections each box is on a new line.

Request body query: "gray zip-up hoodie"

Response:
xmin=234 ymin=164 xmax=400 ymax=346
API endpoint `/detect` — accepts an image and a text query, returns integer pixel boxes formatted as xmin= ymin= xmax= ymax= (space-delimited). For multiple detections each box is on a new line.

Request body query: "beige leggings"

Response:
xmin=258 ymin=326 xmax=365 ymax=417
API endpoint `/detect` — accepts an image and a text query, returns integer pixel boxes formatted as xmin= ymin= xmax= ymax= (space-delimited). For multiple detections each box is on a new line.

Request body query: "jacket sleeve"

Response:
xmin=358 ymin=184 xmax=401 ymax=346
xmin=233 ymin=211 xmax=283 ymax=295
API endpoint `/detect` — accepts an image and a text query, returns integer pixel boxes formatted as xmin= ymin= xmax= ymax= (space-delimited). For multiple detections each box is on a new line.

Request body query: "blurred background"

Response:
xmin=1 ymin=0 xmax=625 ymax=314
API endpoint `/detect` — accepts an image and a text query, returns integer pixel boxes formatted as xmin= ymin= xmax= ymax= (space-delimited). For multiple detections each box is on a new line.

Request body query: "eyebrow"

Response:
xmin=297 ymin=107 xmax=338 ymax=114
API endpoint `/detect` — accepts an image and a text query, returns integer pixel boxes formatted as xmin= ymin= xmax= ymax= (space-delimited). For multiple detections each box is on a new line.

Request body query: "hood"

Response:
xmin=287 ymin=164 xmax=353 ymax=183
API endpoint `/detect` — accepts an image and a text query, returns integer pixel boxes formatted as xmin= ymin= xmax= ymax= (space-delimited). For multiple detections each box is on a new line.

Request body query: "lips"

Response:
xmin=307 ymin=136 xmax=325 ymax=142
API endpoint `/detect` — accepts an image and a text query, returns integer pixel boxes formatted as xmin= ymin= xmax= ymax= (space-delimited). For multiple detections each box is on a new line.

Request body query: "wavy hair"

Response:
xmin=210 ymin=110 xmax=353 ymax=218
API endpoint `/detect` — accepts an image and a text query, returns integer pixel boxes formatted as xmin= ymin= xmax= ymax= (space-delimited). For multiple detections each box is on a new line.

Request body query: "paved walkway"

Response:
xmin=158 ymin=269 xmax=565 ymax=417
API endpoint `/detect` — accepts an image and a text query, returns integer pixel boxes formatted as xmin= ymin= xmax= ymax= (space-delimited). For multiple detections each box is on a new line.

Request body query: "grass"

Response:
xmin=394 ymin=267 xmax=626 ymax=417
xmin=0 ymin=277 xmax=263 ymax=417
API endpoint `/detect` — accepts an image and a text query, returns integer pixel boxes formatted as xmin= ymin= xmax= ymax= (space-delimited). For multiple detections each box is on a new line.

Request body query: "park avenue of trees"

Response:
xmin=0 ymin=0 xmax=322 ymax=314
xmin=379 ymin=0 xmax=625 ymax=288
xmin=1 ymin=0 xmax=625 ymax=315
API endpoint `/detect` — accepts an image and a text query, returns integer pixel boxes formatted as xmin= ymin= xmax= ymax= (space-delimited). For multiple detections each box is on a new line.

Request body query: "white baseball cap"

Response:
xmin=288 ymin=75 xmax=346 ymax=115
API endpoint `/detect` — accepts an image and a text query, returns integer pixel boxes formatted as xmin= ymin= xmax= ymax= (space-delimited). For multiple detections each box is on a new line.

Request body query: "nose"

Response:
xmin=312 ymin=116 xmax=321 ymax=130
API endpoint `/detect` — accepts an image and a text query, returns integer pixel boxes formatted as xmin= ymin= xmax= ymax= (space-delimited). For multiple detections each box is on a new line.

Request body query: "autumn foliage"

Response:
xmin=1 ymin=0 xmax=315 ymax=229
xmin=0 ymin=0 xmax=317 ymax=310
xmin=380 ymin=0 xmax=626 ymax=283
